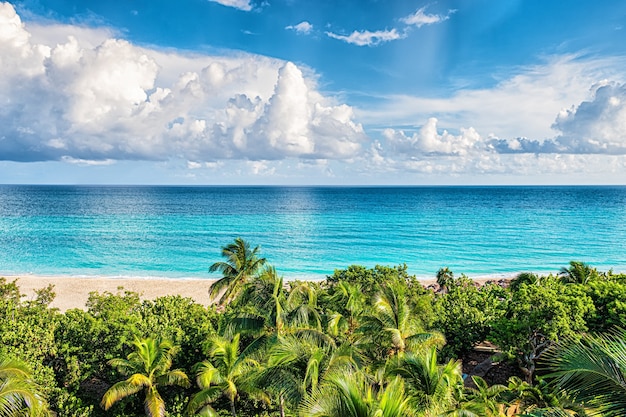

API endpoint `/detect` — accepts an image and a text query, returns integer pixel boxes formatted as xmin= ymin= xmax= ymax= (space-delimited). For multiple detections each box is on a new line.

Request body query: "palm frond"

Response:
xmin=187 ymin=386 xmax=223 ymax=415
xmin=542 ymin=329 xmax=626 ymax=416
xmin=101 ymin=380 xmax=144 ymax=410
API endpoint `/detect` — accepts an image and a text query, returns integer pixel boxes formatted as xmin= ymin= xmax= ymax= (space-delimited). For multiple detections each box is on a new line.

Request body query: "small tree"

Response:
xmin=209 ymin=238 xmax=267 ymax=305
xmin=101 ymin=337 xmax=190 ymax=417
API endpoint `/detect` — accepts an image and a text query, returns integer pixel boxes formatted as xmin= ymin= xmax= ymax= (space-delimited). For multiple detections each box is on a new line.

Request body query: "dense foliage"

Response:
xmin=1 ymin=246 xmax=625 ymax=417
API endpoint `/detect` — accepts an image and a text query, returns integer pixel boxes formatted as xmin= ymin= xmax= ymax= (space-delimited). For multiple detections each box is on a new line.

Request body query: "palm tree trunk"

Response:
xmin=279 ymin=394 xmax=286 ymax=417
xmin=230 ymin=399 xmax=237 ymax=417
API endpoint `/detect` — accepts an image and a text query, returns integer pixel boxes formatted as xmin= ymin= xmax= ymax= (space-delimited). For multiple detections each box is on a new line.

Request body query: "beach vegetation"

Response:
xmin=2 ymin=256 xmax=626 ymax=416
xmin=541 ymin=328 xmax=626 ymax=417
xmin=209 ymin=238 xmax=267 ymax=305
xmin=188 ymin=333 xmax=264 ymax=417
xmin=559 ymin=261 xmax=600 ymax=285
xmin=101 ymin=337 xmax=190 ymax=417
xmin=0 ymin=357 xmax=51 ymax=417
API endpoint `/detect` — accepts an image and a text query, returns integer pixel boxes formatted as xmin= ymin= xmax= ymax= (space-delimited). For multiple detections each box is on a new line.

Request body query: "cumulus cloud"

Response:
xmin=0 ymin=3 xmax=365 ymax=164
xmin=401 ymin=6 xmax=455 ymax=28
xmin=490 ymin=82 xmax=626 ymax=154
xmin=286 ymin=21 xmax=313 ymax=34
xmin=208 ymin=0 xmax=253 ymax=11
xmin=359 ymin=55 xmax=626 ymax=141
xmin=326 ymin=28 xmax=404 ymax=46
xmin=382 ymin=118 xmax=482 ymax=156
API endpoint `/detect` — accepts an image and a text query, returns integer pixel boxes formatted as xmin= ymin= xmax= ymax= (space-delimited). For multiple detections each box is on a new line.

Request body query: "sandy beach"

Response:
xmin=4 ymin=274 xmax=515 ymax=312
xmin=8 ymin=275 xmax=218 ymax=312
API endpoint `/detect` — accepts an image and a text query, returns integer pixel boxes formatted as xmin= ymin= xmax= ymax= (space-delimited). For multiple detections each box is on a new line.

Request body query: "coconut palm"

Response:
xmin=209 ymin=238 xmax=267 ymax=305
xmin=300 ymin=371 xmax=415 ymax=417
xmin=285 ymin=281 xmax=324 ymax=331
xmin=505 ymin=376 xmax=587 ymax=417
xmin=325 ymin=281 xmax=366 ymax=342
xmin=541 ymin=328 xmax=626 ymax=417
xmin=509 ymin=272 xmax=542 ymax=292
xmin=558 ymin=261 xmax=598 ymax=285
xmin=359 ymin=280 xmax=444 ymax=359
xmin=225 ymin=267 xmax=332 ymax=356
xmin=0 ymin=358 xmax=50 ymax=417
xmin=386 ymin=347 xmax=462 ymax=415
xmin=101 ymin=337 xmax=190 ymax=417
xmin=436 ymin=267 xmax=455 ymax=292
xmin=254 ymin=334 xmax=362 ymax=415
xmin=457 ymin=376 xmax=509 ymax=417
xmin=188 ymin=333 xmax=265 ymax=417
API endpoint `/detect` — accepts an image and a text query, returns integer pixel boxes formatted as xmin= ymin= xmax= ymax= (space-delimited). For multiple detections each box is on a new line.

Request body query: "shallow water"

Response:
xmin=1 ymin=185 xmax=625 ymax=280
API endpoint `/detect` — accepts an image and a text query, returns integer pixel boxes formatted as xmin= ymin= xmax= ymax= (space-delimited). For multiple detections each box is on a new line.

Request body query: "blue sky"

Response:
xmin=1 ymin=0 xmax=626 ymax=184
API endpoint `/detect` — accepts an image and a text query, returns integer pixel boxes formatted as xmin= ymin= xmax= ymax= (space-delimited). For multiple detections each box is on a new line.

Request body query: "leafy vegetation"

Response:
xmin=1 ymin=240 xmax=626 ymax=417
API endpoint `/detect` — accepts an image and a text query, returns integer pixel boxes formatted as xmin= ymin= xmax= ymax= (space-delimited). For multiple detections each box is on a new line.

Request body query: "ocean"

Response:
xmin=0 ymin=185 xmax=625 ymax=281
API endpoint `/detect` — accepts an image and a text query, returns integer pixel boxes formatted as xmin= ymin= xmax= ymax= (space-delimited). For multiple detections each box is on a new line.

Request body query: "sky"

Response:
xmin=1 ymin=0 xmax=626 ymax=185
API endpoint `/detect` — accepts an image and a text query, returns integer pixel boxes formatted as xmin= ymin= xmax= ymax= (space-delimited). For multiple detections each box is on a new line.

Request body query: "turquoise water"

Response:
xmin=1 ymin=185 xmax=625 ymax=280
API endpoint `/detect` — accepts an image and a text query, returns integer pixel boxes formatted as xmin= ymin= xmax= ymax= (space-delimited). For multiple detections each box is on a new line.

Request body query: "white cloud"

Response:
xmin=286 ymin=21 xmax=313 ymax=34
xmin=401 ymin=6 xmax=454 ymax=28
xmin=491 ymin=81 xmax=626 ymax=154
xmin=324 ymin=5 xmax=453 ymax=48
xmin=326 ymin=28 xmax=404 ymax=46
xmin=208 ymin=0 xmax=253 ymax=11
xmin=0 ymin=3 xmax=365 ymax=164
xmin=359 ymin=55 xmax=626 ymax=141
xmin=382 ymin=118 xmax=482 ymax=156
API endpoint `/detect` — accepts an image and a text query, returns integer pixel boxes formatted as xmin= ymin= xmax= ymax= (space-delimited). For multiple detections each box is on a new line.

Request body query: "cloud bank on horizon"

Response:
xmin=1 ymin=1 xmax=626 ymax=184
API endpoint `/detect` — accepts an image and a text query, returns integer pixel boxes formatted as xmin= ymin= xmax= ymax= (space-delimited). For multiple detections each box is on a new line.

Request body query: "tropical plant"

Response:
xmin=434 ymin=279 xmax=507 ymax=359
xmin=489 ymin=283 xmax=594 ymax=382
xmin=505 ymin=376 xmax=587 ymax=417
xmin=188 ymin=333 xmax=265 ymax=417
xmin=541 ymin=328 xmax=626 ymax=417
xmin=254 ymin=334 xmax=361 ymax=415
xmin=456 ymin=376 xmax=509 ymax=417
xmin=209 ymin=238 xmax=267 ymax=305
xmin=436 ymin=267 xmax=455 ymax=292
xmin=386 ymin=347 xmax=462 ymax=415
xmin=300 ymin=371 xmax=415 ymax=417
xmin=325 ymin=281 xmax=366 ymax=341
xmin=101 ymin=337 xmax=190 ymax=417
xmin=0 ymin=358 xmax=50 ymax=417
xmin=359 ymin=280 xmax=444 ymax=360
xmin=559 ymin=262 xmax=598 ymax=285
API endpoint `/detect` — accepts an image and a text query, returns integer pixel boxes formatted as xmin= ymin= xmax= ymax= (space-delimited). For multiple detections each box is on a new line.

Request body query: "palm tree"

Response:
xmin=101 ymin=337 xmax=190 ymax=417
xmin=436 ymin=267 xmax=455 ymax=292
xmin=300 ymin=371 xmax=415 ymax=417
xmin=509 ymin=272 xmax=542 ymax=292
xmin=0 ymin=358 xmax=50 ymax=417
xmin=456 ymin=376 xmax=509 ymax=417
xmin=209 ymin=238 xmax=267 ymax=305
xmin=505 ymin=376 xmax=587 ymax=417
xmin=541 ymin=328 xmax=626 ymax=416
xmin=386 ymin=347 xmax=462 ymax=415
xmin=558 ymin=261 xmax=598 ymax=285
xmin=188 ymin=333 xmax=265 ymax=417
xmin=359 ymin=281 xmax=444 ymax=359
xmin=254 ymin=334 xmax=361 ymax=415
xmin=325 ymin=281 xmax=366 ymax=342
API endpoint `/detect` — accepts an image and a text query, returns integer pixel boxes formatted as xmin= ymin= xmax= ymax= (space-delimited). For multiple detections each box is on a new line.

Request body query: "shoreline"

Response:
xmin=2 ymin=272 xmax=526 ymax=312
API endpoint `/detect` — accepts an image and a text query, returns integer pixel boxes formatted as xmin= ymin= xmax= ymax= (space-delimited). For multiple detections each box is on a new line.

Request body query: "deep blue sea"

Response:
xmin=1 ymin=185 xmax=625 ymax=281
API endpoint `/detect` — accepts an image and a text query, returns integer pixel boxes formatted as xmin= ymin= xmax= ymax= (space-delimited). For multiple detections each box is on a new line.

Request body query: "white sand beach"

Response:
xmin=8 ymin=275 xmax=218 ymax=312
xmin=5 ymin=274 xmax=517 ymax=312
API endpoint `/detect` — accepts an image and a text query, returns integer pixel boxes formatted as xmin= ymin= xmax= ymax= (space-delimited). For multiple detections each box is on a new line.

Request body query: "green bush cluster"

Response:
xmin=1 ymin=250 xmax=625 ymax=417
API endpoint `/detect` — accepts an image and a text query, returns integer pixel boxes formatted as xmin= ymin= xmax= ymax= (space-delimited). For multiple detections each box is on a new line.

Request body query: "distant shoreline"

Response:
xmin=4 ymin=272 xmax=526 ymax=312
